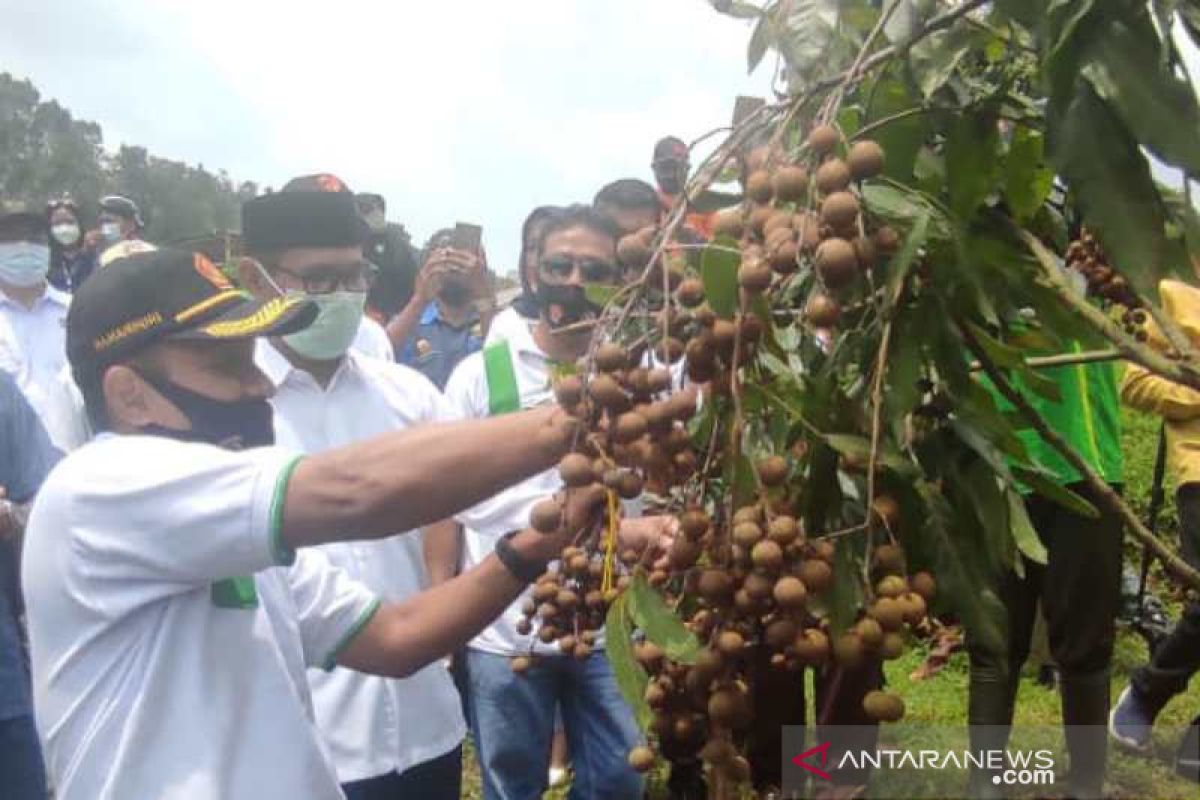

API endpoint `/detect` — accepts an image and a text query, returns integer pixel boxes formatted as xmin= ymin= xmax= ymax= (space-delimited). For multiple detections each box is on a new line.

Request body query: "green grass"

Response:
xmin=459 ymin=407 xmax=1199 ymax=798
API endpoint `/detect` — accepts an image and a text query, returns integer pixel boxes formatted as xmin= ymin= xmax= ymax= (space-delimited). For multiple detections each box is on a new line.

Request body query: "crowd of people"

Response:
xmin=0 ymin=132 xmax=1196 ymax=800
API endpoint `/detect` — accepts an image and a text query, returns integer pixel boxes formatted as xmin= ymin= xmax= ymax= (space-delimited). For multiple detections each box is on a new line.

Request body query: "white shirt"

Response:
xmin=353 ymin=316 xmax=395 ymax=362
xmin=0 ymin=284 xmax=69 ymax=436
xmin=22 ymin=434 xmax=380 ymax=800
xmin=442 ymin=313 xmax=582 ymax=657
xmin=257 ymin=342 xmax=465 ymax=783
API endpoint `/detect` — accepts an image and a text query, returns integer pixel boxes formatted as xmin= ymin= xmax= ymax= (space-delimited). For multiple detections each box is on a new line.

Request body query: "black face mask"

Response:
xmin=136 ymin=370 xmax=275 ymax=450
xmin=535 ymin=283 xmax=598 ymax=329
xmin=656 ymin=163 xmax=685 ymax=195
xmin=439 ymin=278 xmax=472 ymax=307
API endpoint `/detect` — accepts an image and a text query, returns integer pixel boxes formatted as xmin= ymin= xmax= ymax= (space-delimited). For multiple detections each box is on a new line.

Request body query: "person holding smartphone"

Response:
xmin=387 ymin=225 xmax=495 ymax=390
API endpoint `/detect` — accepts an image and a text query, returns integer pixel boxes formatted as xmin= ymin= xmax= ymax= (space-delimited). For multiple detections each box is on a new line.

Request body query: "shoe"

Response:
xmin=548 ymin=766 xmax=569 ymax=787
xmin=1108 ymin=686 xmax=1154 ymax=752
xmin=1035 ymin=664 xmax=1059 ymax=690
xmin=1176 ymin=722 xmax=1199 ymax=783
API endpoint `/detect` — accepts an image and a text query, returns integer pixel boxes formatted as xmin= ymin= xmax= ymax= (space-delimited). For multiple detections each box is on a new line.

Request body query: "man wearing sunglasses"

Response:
xmin=440 ymin=204 xmax=675 ymax=800
xmin=235 ymin=174 xmax=468 ymax=798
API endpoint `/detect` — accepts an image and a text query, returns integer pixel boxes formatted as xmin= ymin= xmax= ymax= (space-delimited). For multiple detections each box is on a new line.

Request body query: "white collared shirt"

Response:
xmin=256 ymin=341 xmax=466 ymax=783
xmin=0 ymin=284 xmax=69 ymax=439
xmin=443 ymin=313 xmax=583 ymax=657
xmin=22 ymin=434 xmax=379 ymax=800
xmin=352 ymin=317 xmax=395 ymax=362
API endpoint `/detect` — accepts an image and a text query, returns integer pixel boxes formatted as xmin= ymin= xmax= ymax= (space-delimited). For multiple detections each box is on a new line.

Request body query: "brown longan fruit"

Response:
xmin=816 ymin=237 xmax=858 ymax=289
xmin=772 ymin=165 xmax=810 ymax=203
xmin=757 ymin=455 xmax=789 ymax=486
xmin=820 ymin=191 xmax=860 ymax=230
xmin=676 ymin=277 xmax=705 ymax=308
xmin=628 ymin=745 xmax=656 ymax=772
xmin=595 ymin=343 xmax=629 ymax=372
xmin=815 ymin=158 xmax=852 ymax=194
xmin=847 ymin=140 xmax=885 ymax=180
xmin=530 ymin=500 xmax=563 ymax=533
xmin=805 ymin=292 xmax=842 ymax=328
xmin=558 ymin=453 xmax=595 ymax=488
xmin=745 ymin=170 xmax=774 ymax=204
xmin=808 ymin=124 xmax=839 ymax=156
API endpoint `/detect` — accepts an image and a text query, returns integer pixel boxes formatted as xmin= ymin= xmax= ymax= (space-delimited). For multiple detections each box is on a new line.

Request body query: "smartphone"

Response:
xmin=732 ymin=96 xmax=766 ymax=126
xmin=452 ymin=222 xmax=483 ymax=253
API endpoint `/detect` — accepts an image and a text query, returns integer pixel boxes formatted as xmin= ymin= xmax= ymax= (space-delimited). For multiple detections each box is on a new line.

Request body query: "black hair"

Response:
xmin=514 ymin=206 xmax=562 ymax=313
xmin=422 ymin=228 xmax=455 ymax=263
xmin=593 ymin=179 xmax=660 ymax=212
xmin=535 ymin=204 xmax=621 ymax=260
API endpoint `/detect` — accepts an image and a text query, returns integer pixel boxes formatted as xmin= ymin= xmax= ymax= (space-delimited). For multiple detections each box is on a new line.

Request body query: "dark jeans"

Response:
xmin=0 ymin=714 xmax=47 ymax=800
xmin=341 ymin=745 xmax=462 ymax=800
xmin=1130 ymin=483 xmax=1200 ymax=717
xmin=967 ymin=484 xmax=1123 ymax=798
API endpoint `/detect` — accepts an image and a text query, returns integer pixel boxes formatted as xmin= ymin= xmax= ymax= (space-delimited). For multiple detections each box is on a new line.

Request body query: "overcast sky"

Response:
xmin=0 ymin=0 xmax=773 ymax=273
xmin=4 ymin=1 xmax=1197 ymax=274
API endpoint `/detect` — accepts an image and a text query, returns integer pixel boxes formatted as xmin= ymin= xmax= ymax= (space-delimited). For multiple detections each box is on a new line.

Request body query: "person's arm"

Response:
xmin=422 ymin=518 xmax=461 ymax=585
xmin=386 ymin=257 xmax=444 ymax=354
xmin=337 ymin=486 xmax=674 ymax=678
xmin=1119 ymin=361 xmax=1200 ymax=421
xmin=281 ymin=404 xmax=577 ymax=550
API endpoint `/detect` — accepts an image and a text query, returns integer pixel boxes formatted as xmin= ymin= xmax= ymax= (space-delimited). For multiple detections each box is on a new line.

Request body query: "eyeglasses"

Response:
xmin=271 ymin=260 xmax=377 ymax=294
xmin=538 ymin=256 xmax=617 ymax=283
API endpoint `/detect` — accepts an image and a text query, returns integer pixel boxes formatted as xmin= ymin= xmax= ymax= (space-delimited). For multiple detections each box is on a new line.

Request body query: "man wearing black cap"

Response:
xmin=237 ymin=175 xmax=468 ymax=797
xmin=0 ymin=201 xmax=71 ymax=446
xmin=355 ymin=192 xmax=420 ymax=324
xmin=20 ymin=245 xmax=664 ymax=799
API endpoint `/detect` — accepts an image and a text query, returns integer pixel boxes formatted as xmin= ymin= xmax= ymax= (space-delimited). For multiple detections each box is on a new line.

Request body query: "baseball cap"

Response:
xmin=99 ymin=195 xmax=145 ymax=228
xmin=653 ymin=137 xmax=689 ymax=164
xmin=67 ymin=248 xmax=316 ymax=380
xmin=0 ymin=200 xmax=50 ymax=235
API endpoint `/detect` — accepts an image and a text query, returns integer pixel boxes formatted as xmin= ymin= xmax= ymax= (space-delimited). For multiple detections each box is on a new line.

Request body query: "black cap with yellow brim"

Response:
xmin=67 ymin=248 xmax=317 ymax=381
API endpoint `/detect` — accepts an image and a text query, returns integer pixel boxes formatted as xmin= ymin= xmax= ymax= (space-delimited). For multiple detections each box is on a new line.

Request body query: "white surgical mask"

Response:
xmin=0 ymin=242 xmax=51 ymax=287
xmin=100 ymin=222 xmax=122 ymax=242
xmin=51 ymin=222 xmax=81 ymax=247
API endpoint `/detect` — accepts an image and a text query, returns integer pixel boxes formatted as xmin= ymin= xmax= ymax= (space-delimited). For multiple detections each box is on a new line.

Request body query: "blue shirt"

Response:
xmin=1 ymin=372 xmax=61 ymax=720
xmin=398 ymin=302 xmax=483 ymax=390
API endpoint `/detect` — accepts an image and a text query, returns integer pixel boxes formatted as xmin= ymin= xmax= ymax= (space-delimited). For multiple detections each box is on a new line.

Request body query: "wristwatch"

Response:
xmin=495 ymin=530 xmax=547 ymax=583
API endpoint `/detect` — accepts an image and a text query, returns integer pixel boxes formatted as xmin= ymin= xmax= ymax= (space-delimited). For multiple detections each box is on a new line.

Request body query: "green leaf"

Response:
xmin=747 ymin=12 xmax=774 ymax=72
xmin=1007 ymin=488 xmax=1048 ymax=565
xmin=1079 ymin=11 xmax=1200 ymax=175
xmin=823 ymin=433 xmax=919 ymax=479
xmin=884 ymin=209 xmax=929 ymax=311
xmin=827 ymin=537 xmax=864 ymax=636
xmin=701 ymin=236 xmax=741 ymax=319
xmin=1003 ymin=127 xmax=1054 ymax=223
xmin=945 ymin=109 xmax=1001 ymax=218
xmin=863 ymin=183 xmax=950 ymax=240
xmin=603 ymin=593 xmax=652 ymax=730
xmin=691 ymin=189 xmax=743 ymax=213
xmin=584 ymin=283 xmax=619 ymax=307
xmin=965 ymin=322 xmax=1022 ymax=369
xmin=907 ymin=25 xmax=972 ymax=99
xmin=1011 ymin=466 xmax=1100 ymax=518
xmin=913 ymin=480 xmax=1007 ymax=654
xmin=712 ymin=0 xmax=764 ymax=20
xmin=626 ymin=574 xmax=702 ymax=664
xmin=864 ymin=77 xmax=925 ymax=182
xmin=1046 ymin=80 xmax=1168 ymax=294
xmin=775 ymin=0 xmax=841 ymax=82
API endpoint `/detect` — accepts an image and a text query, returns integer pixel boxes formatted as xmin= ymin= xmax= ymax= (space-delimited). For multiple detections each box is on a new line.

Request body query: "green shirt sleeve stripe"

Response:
xmin=483 ymin=341 xmax=520 ymax=416
xmin=269 ymin=456 xmax=305 ymax=566
xmin=321 ymin=597 xmax=382 ymax=671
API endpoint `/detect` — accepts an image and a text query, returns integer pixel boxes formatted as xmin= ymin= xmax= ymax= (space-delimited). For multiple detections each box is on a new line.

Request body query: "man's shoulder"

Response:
xmin=348 ymin=352 xmax=444 ymax=409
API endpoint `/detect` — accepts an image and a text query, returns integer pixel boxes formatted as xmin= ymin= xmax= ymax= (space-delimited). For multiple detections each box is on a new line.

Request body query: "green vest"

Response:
xmin=985 ymin=340 xmax=1124 ymax=488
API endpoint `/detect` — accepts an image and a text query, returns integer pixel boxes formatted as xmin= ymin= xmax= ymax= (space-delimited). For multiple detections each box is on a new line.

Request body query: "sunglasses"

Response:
xmin=538 ymin=256 xmax=618 ymax=283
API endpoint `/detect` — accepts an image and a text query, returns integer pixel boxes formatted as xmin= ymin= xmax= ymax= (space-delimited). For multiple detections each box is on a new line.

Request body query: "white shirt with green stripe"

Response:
xmin=258 ymin=341 xmax=466 ymax=784
xmin=22 ymin=434 xmax=379 ymax=800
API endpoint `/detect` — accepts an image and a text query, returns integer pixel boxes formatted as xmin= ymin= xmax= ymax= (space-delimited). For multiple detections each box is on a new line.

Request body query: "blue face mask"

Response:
xmin=135 ymin=369 xmax=275 ymax=450
xmin=0 ymin=242 xmax=51 ymax=287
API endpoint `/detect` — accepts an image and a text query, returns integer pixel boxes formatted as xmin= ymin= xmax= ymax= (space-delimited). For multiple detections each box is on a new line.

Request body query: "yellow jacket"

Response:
xmin=1120 ymin=279 xmax=1200 ymax=485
